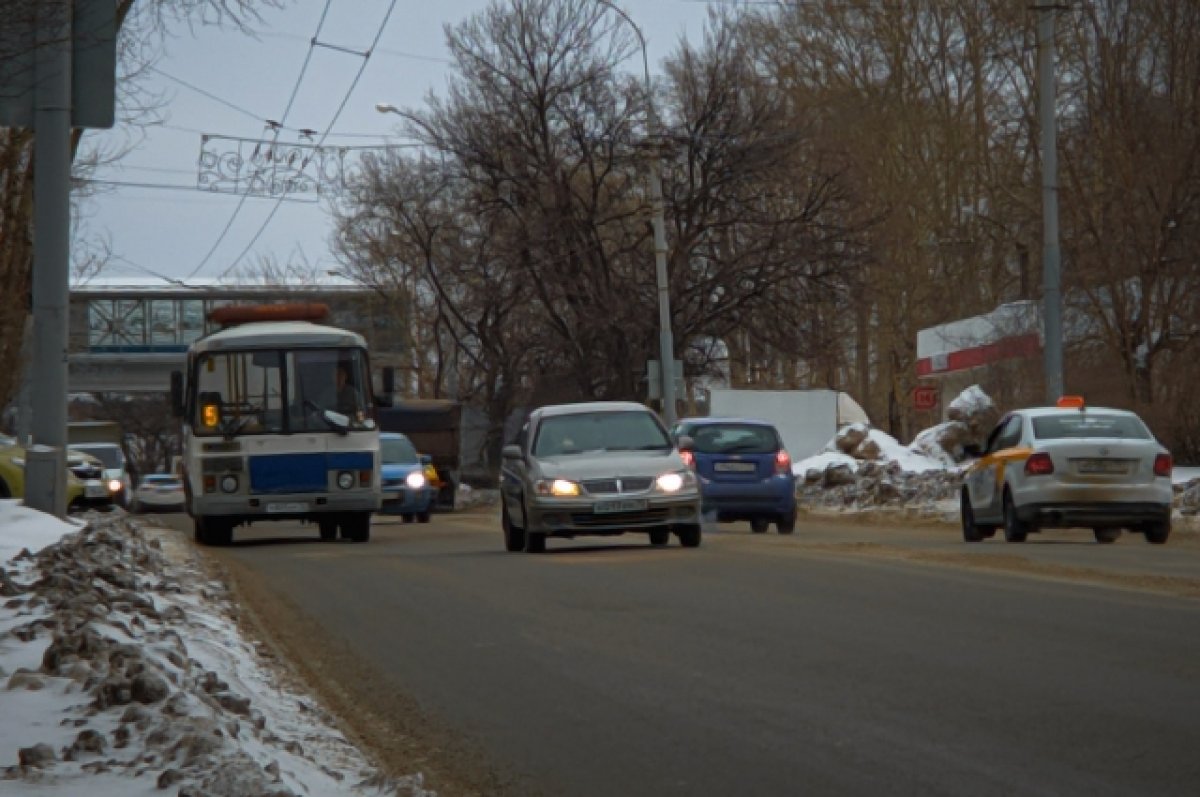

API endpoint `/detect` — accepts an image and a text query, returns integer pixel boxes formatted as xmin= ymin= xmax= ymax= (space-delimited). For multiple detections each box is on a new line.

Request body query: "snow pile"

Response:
xmin=454 ymin=483 xmax=500 ymax=511
xmin=791 ymin=385 xmax=1000 ymax=519
xmin=0 ymin=503 xmax=432 ymax=797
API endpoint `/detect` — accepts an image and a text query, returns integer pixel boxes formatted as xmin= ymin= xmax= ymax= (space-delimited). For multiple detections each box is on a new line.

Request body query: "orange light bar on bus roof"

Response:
xmin=1056 ymin=395 xmax=1086 ymax=409
xmin=207 ymin=302 xmax=330 ymax=327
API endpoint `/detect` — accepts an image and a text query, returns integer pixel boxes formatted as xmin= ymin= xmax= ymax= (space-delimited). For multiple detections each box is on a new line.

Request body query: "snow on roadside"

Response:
xmin=0 ymin=501 xmax=433 ymax=797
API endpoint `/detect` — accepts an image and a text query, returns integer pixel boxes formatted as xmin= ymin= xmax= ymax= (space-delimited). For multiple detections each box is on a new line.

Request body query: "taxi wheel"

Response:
xmin=750 ymin=518 xmax=770 ymax=534
xmin=502 ymin=504 xmax=526 ymax=552
xmin=961 ymin=491 xmax=984 ymax=542
xmin=1093 ymin=528 xmax=1121 ymax=544
xmin=1144 ymin=521 xmax=1171 ymax=545
xmin=1002 ymin=492 xmax=1030 ymax=543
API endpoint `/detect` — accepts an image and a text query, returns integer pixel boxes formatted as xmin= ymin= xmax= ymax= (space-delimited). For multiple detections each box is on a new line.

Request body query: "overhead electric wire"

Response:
xmin=214 ymin=0 xmax=400 ymax=282
xmin=182 ymin=0 xmax=335 ymax=282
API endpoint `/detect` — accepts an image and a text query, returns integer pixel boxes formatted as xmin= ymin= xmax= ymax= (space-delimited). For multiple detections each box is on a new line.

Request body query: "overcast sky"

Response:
xmin=76 ymin=0 xmax=718 ymax=285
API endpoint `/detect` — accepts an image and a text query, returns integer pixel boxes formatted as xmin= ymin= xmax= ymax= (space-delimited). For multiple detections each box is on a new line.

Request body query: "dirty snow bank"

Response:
xmin=0 ymin=502 xmax=432 ymax=797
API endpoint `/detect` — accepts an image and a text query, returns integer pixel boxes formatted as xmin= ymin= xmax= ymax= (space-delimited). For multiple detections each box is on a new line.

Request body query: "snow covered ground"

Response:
xmin=0 ymin=501 xmax=432 ymax=797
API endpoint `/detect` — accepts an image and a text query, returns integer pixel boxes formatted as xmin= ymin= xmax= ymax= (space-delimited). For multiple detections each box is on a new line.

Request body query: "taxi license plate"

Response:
xmin=266 ymin=501 xmax=308 ymax=514
xmin=1076 ymin=459 xmax=1129 ymax=475
xmin=84 ymin=482 xmax=108 ymax=498
xmin=594 ymin=499 xmax=648 ymax=514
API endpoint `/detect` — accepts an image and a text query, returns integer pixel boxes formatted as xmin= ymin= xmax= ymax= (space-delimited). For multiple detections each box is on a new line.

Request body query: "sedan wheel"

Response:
xmin=676 ymin=524 xmax=702 ymax=548
xmin=502 ymin=504 xmax=526 ymax=552
xmin=1002 ymin=492 xmax=1030 ymax=543
xmin=1093 ymin=528 xmax=1121 ymax=544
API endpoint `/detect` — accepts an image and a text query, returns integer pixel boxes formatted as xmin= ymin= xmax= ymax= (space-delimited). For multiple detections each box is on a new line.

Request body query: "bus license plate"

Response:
xmin=266 ymin=502 xmax=308 ymax=514
xmin=594 ymin=499 xmax=648 ymax=514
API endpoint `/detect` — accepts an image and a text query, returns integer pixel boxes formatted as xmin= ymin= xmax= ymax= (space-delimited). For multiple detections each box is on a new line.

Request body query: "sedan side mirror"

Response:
xmin=502 ymin=444 xmax=523 ymax=460
xmin=676 ymin=434 xmax=695 ymax=452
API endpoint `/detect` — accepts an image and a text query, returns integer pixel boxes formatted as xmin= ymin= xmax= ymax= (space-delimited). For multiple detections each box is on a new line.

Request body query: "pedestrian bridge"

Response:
xmin=67 ymin=280 xmax=405 ymax=394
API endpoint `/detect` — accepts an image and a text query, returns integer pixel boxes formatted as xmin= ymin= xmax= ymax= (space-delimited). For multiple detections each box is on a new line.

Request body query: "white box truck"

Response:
xmin=705 ymin=389 xmax=868 ymax=462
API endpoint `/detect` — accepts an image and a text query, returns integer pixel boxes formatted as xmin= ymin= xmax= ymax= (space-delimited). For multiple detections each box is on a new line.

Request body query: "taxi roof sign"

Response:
xmin=1056 ymin=395 xmax=1086 ymax=409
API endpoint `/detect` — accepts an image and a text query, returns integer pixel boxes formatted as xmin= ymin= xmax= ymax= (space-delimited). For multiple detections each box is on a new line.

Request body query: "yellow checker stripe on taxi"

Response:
xmin=989 ymin=446 xmax=1033 ymax=488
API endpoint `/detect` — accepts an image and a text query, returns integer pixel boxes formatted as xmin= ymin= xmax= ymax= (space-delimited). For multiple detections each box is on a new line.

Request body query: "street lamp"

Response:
xmin=375 ymin=102 xmax=400 ymax=115
xmin=593 ymin=1 xmax=678 ymax=424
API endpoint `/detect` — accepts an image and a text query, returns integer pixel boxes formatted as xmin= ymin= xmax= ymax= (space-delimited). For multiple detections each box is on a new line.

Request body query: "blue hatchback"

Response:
xmin=671 ymin=418 xmax=797 ymax=534
xmin=379 ymin=432 xmax=436 ymax=521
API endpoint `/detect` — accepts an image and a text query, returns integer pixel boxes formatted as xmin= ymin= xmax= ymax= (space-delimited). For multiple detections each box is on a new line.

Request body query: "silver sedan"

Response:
xmin=500 ymin=401 xmax=702 ymax=553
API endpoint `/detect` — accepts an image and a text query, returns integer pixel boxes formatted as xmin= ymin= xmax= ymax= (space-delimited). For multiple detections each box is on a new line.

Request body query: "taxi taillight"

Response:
xmin=1024 ymin=452 xmax=1055 ymax=476
xmin=1154 ymin=453 xmax=1173 ymax=478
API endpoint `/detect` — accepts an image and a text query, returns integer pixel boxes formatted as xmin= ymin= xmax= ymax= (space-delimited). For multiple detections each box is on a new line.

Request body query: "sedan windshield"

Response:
xmin=381 ymin=436 xmax=418 ymax=464
xmin=533 ymin=411 xmax=671 ymax=457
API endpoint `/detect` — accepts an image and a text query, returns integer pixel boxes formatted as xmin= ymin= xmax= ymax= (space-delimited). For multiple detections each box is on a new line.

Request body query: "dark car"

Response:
xmin=671 ymin=418 xmax=797 ymax=534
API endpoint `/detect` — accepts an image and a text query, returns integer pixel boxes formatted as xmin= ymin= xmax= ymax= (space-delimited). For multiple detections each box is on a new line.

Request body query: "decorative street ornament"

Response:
xmin=197 ymin=135 xmax=384 ymax=199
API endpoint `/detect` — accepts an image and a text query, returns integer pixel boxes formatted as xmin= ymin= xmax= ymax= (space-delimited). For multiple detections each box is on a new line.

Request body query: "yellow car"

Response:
xmin=0 ymin=442 xmax=116 ymax=512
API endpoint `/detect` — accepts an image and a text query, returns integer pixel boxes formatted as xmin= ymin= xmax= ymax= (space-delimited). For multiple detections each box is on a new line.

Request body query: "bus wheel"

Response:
xmin=341 ymin=512 xmax=371 ymax=543
xmin=195 ymin=517 xmax=233 ymax=546
xmin=318 ymin=518 xmax=338 ymax=541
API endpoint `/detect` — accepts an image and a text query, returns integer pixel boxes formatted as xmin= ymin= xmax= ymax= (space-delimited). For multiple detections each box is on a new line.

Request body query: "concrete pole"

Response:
xmin=27 ymin=1 xmax=73 ymax=516
xmin=594 ymin=1 xmax=678 ymax=423
xmin=1037 ymin=1 xmax=1065 ymax=402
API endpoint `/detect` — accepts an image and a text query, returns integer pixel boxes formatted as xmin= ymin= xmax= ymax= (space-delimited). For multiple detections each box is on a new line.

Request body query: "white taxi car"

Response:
xmin=961 ymin=397 xmax=1173 ymax=544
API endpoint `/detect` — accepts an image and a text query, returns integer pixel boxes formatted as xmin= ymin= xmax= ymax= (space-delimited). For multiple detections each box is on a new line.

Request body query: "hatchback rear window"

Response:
xmin=1031 ymin=413 xmax=1151 ymax=440
xmin=689 ymin=424 xmax=781 ymax=454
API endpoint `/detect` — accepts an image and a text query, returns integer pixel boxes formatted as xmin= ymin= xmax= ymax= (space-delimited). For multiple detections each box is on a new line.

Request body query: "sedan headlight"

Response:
xmin=405 ymin=471 xmax=426 ymax=489
xmin=656 ymin=470 xmax=695 ymax=493
xmin=535 ymin=478 xmax=581 ymax=497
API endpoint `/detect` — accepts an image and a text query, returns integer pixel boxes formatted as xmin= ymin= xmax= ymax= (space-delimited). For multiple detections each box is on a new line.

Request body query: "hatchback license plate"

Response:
xmin=266 ymin=501 xmax=308 ymax=514
xmin=714 ymin=461 xmax=756 ymax=472
xmin=1076 ymin=459 xmax=1129 ymax=475
xmin=594 ymin=498 xmax=648 ymax=514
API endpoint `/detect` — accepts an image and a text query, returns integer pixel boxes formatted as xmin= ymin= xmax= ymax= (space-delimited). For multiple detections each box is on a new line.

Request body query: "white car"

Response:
xmin=961 ymin=398 xmax=1173 ymax=544
xmin=130 ymin=473 xmax=185 ymax=513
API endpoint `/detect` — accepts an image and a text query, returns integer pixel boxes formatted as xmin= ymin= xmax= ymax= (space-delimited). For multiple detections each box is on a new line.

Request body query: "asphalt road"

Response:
xmin=154 ymin=509 xmax=1200 ymax=797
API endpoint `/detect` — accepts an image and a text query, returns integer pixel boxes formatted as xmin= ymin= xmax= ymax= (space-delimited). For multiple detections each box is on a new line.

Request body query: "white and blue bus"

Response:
xmin=170 ymin=303 xmax=381 ymax=545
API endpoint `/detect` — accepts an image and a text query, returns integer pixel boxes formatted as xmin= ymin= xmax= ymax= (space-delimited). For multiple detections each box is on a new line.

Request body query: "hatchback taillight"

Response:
xmin=775 ymin=450 xmax=791 ymax=475
xmin=1154 ymin=453 xmax=1173 ymax=478
xmin=1024 ymin=452 xmax=1054 ymax=476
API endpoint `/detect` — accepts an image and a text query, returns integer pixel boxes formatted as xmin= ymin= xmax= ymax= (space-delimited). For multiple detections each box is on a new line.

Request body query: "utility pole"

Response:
xmin=1037 ymin=1 xmax=1065 ymax=402
xmin=28 ymin=2 xmax=74 ymax=516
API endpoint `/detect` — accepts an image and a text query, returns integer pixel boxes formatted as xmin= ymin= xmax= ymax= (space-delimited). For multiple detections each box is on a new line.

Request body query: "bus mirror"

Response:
xmin=381 ymin=366 xmax=395 ymax=395
xmin=170 ymin=371 xmax=184 ymax=418
xmin=374 ymin=395 xmax=394 ymax=408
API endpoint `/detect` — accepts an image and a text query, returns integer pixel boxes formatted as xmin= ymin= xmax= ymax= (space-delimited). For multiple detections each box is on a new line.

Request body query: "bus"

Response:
xmin=170 ymin=303 xmax=382 ymax=545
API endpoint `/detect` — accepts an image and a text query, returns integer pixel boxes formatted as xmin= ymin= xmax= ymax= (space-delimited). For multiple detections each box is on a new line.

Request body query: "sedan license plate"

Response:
xmin=84 ymin=481 xmax=108 ymax=498
xmin=714 ymin=461 xmax=756 ymax=472
xmin=266 ymin=501 xmax=308 ymax=514
xmin=1075 ymin=459 xmax=1130 ymax=475
xmin=594 ymin=498 xmax=648 ymax=514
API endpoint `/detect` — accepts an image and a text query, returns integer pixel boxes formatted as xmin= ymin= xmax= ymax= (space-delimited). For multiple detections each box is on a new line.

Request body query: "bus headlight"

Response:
xmin=405 ymin=471 xmax=426 ymax=489
xmin=336 ymin=471 xmax=355 ymax=490
xmin=220 ymin=475 xmax=238 ymax=493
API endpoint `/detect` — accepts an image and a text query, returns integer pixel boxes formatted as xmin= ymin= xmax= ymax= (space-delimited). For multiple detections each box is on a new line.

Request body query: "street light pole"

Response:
xmin=1036 ymin=1 xmax=1064 ymax=402
xmin=594 ymin=1 xmax=678 ymax=424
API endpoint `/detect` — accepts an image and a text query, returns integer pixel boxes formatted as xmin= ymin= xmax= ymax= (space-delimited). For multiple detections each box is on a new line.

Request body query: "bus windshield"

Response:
xmin=193 ymin=347 xmax=372 ymax=436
